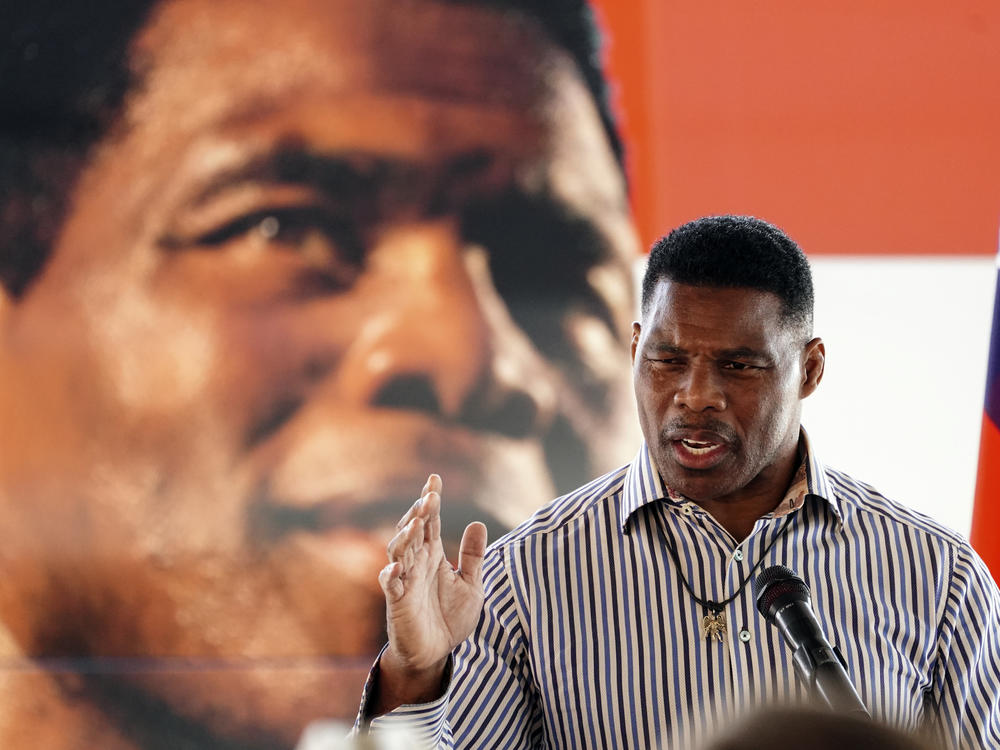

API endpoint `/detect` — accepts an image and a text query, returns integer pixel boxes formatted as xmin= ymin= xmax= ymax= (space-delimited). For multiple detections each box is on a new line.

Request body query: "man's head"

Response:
xmin=703 ymin=707 xmax=933 ymax=750
xmin=0 ymin=0 xmax=637 ymax=746
xmin=631 ymin=215 xmax=824 ymax=509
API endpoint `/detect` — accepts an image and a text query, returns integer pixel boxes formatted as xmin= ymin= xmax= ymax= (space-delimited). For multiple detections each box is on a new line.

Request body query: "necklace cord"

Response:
xmin=656 ymin=507 xmax=797 ymax=614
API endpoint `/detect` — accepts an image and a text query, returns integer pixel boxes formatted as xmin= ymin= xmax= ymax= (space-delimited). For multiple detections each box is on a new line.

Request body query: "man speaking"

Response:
xmin=362 ymin=216 xmax=1000 ymax=748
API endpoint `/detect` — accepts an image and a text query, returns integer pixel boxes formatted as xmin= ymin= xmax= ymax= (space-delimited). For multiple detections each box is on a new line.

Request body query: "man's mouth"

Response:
xmin=669 ymin=432 xmax=732 ymax=470
xmin=679 ymin=438 xmax=720 ymax=455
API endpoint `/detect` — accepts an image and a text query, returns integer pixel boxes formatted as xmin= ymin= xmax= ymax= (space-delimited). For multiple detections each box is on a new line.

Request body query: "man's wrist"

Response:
xmin=370 ymin=647 xmax=450 ymax=717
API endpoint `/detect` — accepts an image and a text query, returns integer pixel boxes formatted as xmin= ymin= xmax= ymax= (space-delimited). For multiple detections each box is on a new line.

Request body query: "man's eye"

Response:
xmin=721 ymin=361 xmax=756 ymax=371
xmin=197 ymin=207 xmax=355 ymax=253
xmin=192 ymin=207 xmax=366 ymax=287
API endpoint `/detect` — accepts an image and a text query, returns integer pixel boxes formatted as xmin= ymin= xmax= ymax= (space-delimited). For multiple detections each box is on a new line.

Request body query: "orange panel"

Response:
xmin=595 ymin=1 xmax=1000 ymax=254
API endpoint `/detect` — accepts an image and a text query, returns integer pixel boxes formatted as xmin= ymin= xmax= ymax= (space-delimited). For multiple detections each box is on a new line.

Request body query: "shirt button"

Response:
xmin=739 ymin=629 xmax=752 ymax=643
xmin=682 ymin=504 xmax=694 ymax=516
xmin=733 ymin=549 xmax=744 ymax=562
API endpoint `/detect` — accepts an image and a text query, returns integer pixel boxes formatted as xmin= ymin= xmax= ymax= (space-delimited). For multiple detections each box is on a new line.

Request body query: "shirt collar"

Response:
xmin=620 ymin=427 xmax=841 ymax=531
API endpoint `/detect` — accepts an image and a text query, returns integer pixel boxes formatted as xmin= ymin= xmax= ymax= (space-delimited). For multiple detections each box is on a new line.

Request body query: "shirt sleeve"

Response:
xmin=355 ymin=546 xmax=545 ymax=749
xmin=927 ymin=541 xmax=1000 ymax=749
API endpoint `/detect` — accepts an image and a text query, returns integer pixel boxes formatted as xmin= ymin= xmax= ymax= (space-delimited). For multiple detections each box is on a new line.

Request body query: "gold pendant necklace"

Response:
xmin=657 ymin=510 xmax=796 ymax=641
xmin=702 ymin=610 xmax=727 ymax=641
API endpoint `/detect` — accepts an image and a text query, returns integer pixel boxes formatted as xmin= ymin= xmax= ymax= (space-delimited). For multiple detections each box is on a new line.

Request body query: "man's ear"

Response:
xmin=800 ymin=337 xmax=825 ymax=398
xmin=630 ymin=321 xmax=641 ymax=364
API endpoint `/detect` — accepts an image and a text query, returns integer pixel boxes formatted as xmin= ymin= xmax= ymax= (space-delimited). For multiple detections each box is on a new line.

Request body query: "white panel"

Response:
xmin=803 ymin=256 xmax=995 ymax=535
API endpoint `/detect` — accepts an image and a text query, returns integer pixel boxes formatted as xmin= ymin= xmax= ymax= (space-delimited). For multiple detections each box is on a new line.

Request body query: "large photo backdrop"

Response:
xmin=0 ymin=2 xmax=639 ymax=747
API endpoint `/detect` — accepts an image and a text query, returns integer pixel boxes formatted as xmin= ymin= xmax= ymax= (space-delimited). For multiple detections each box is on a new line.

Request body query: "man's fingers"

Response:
xmin=395 ymin=474 xmax=443 ymax=531
xmin=426 ymin=473 xmax=442 ymax=495
xmin=396 ymin=495 xmax=425 ymax=531
xmin=457 ymin=521 xmax=488 ymax=584
xmin=386 ymin=522 xmax=410 ymax=563
xmin=379 ymin=562 xmax=405 ymax=603
xmin=387 ymin=516 xmax=425 ymax=565
xmin=421 ymin=490 xmax=441 ymax=542
xmin=394 ymin=489 xmax=441 ymax=541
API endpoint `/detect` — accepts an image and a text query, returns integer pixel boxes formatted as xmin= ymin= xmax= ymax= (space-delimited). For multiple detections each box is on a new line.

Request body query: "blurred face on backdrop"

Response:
xmin=0 ymin=0 xmax=637 ymax=745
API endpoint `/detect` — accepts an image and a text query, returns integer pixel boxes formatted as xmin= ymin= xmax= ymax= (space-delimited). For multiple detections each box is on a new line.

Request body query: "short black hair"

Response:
xmin=0 ymin=0 xmax=623 ymax=297
xmin=641 ymin=215 xmax=814 ymax=331
xmin=0 ymin=1 xmax=157 ymax=296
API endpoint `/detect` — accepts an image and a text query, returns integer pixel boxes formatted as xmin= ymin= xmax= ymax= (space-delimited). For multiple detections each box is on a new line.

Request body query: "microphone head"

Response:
xmin=753 ymin=564 xmax=811 ymax=623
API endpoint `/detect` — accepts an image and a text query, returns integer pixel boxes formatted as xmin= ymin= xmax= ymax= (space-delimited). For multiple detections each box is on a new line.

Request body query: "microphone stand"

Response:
xmin=754 ymin=565 xmax=870 ymax=717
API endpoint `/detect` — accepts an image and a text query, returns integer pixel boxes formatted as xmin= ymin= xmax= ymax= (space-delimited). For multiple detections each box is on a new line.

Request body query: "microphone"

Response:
xmin=753 ymin=564 xmax=869 ymax=717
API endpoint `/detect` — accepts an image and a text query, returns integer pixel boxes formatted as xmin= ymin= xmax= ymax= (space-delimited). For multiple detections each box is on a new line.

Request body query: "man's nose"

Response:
xmin=335 ymin=221 xmax=558 ymax=438
xmin=673 ymin=362 xmax=727 ymax=412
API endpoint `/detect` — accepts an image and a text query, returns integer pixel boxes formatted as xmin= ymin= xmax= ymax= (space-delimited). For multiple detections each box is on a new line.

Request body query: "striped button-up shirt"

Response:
xmin=362 ymin=435 xmax=1000 ymax=748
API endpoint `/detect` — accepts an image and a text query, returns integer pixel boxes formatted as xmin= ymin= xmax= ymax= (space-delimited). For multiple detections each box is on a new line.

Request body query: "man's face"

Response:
xmin=631 ymin=280 xmax=822 ymax=505
xmin=0 ymin=0 xmax=636 ymax=743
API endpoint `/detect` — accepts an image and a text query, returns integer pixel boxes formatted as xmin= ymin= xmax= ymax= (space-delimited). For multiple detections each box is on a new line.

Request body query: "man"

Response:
xmin=0 ymin=1 xmax=638 ymax=748
xmin=364 ymin=216 xmax=1000 ymax=748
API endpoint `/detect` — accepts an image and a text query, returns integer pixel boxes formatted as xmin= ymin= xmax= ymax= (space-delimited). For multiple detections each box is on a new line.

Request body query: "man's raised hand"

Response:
xmin=374 ymin=474 xmax=487 ymax=713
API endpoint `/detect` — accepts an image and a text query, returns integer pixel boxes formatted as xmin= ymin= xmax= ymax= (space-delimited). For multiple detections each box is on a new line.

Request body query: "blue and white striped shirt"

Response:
xmin=363 ymin=435 xmax=1000 ymax=748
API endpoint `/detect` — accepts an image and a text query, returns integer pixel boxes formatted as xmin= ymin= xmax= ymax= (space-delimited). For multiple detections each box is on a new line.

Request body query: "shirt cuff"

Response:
xmin=354 ymin=644 xmax=454 ymax=747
